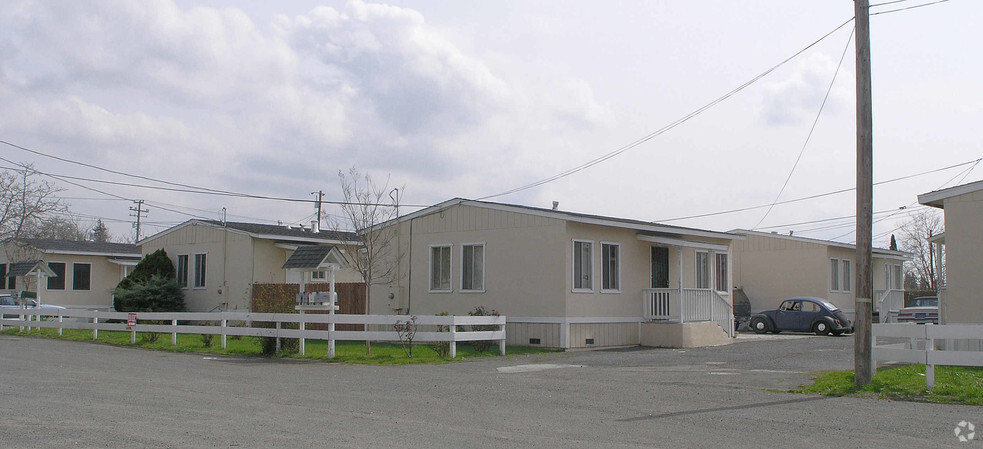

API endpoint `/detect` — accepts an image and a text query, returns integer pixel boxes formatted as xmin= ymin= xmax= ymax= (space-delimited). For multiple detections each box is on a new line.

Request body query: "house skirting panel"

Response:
xmin=640 ymin=321 xmax=732 ymax=348
xmin=507 ymin=317 xmax=642 ymax=349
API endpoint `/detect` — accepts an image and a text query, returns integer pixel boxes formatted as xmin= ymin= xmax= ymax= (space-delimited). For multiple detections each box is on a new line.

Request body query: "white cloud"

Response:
xmin=758 ymin=52 xmax=851 ymax=126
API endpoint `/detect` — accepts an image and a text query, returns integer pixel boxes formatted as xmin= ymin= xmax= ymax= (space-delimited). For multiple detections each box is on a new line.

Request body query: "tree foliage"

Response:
xmin=898 ymin=210 xmax=944 ymax=290
xmin=91 ymin=219 xmax=111 ymax=243
xmin=114 ymin=249 xmax=184 ymax=312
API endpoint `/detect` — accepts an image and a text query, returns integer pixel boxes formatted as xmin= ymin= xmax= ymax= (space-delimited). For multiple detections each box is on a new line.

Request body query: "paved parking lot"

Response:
xmin=1 ymin=333 xmax=980 ymax=448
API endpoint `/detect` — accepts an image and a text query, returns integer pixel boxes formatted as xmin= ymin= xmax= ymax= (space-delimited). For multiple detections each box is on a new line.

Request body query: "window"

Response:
xmin=430 ymin=245 xmax=451 ymax=292
xmin=841 ymin=259 xmax=851 ymax=293
xmin=72 ymin=263 xmax=91 ymax=291
xmin=829 ymin=259 xmax=840 ymax=291
xmin=311 ymin=271 xmax=326 ymax=281
xmin=892 ymin=264 xmax=903 ymax=290
xmin=714 ymin=253 xmax=728 ymax=292
xmin=573 ymin=240 xmax=592 ymax=291
xmin=47 ymin=262 xmax=66 ymax=290
xmin=461 ymin=243 xmax=485 ymax=291
xmin=601 ymin=243 xmax=620 ymax=292
xmin=193 ymin=253 xmax=206 ymax=289
xmin=695 ymin=251 xmax=710 ymax=289
xmin=0 ymin=264 xmax=8 ymax=290
xmin=176 ymin=255 xmax=189 ymax=288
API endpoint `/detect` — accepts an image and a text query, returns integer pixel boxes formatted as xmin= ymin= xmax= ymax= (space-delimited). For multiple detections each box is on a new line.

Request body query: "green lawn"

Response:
xmin=793 ymin=365 xmax=983 ymax=405
xmin=1 ymin=327 xmax=558 ymax=365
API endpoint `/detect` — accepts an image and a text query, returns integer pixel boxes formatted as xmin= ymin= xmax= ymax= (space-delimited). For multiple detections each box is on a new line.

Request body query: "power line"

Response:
xmin=1 ymin=141 xmax=428 ymax=208
xmin=752 ymin=26 xmax=855 ymax=230
xmin=871 ymin=0 xmax=951 ymax=16
xmin=477 ymin=17 xmax=855 ymax=200
xmin=654 ymin=158 xmax=980 ymax=222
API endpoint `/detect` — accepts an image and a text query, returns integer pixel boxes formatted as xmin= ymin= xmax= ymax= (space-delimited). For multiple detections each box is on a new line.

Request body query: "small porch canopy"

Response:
xmin=281 ymin=245 xmax=348 ymax=293
xmin=635 ymin=234 xmax=729 ymax=251
xmin=7 ymin=260 xmax=58 ymax=306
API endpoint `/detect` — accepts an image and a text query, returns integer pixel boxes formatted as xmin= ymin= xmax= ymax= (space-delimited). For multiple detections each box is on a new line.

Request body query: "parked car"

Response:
xmin=749 ymin=297 xmax=853 ymax=336
xmin=896 ymin=296 xmax=939 ymax=324
xmin=0 ymin=294 xmax=66 ymax=319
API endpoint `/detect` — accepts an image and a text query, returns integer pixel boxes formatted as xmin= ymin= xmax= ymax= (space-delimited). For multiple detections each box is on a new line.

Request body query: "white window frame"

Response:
xmin=572 ymin=239 xmax=593 ymax=292
xmin=829 ymin=258 xmax=840 ymax=292
xmin=193 ymin=252 xmax=207 ymax=290
xmin=311 ymin=270 xmax=326 ymax=281
xmin=841 ymin=259 xmax=852 ymax=293
xmin=891 ymin=264 xmax=903 ymax=290
xmin=176 ymin=254 xmax=189 ymax=289
xmin=429 ymin=244 xmax=452 ymax=293
xmin=460 ymin=243 xmax=486 ymax=293
xmin=72 ymin=262 xmax=91 ymax=291
xmin=714 ymin=252 xmax=729 ymax=294
xmin=600 ymin=242 xmax=620 ymax=293
xmin=695 ymin=251 xmax=710 ymax=290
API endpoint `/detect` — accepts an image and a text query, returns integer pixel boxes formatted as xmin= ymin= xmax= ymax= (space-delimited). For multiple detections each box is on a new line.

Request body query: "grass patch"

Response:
xmin=792 ymin=365 xmax=983 ymax=405
xmin=1 ymin=327 xmax=557 ymax=365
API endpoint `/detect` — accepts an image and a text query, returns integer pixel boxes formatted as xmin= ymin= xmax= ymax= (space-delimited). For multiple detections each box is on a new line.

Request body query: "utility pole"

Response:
xmin=312 ymin=190 xmax=324 ymax=228
xmin=129 ymin=200 xmax=148 ymax=242
xmin=854 ymin=0 xmax=874 ymax=387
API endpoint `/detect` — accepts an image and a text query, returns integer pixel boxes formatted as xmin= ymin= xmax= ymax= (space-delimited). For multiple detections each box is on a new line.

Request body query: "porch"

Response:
xmin=875 ymin=288 xmax=905 ymax=323
xmin=642 ymin=287 xmax=734 ymax=338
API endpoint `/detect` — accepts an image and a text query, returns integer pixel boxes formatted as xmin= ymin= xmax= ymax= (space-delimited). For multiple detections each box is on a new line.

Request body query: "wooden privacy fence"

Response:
xmin=251 ymin=282 xmax=366 ymax=331
xmin=872 ymin=323 xmax=983 ymax=389
xmin=1 ymin=310 xmax=506 ymax=359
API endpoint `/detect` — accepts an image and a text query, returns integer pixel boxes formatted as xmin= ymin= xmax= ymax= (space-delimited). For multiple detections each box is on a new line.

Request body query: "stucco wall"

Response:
xmin=942 ymin=190 xmax=983 ymax=323
xmin=732 ymin=233 xmax=827 ymax=312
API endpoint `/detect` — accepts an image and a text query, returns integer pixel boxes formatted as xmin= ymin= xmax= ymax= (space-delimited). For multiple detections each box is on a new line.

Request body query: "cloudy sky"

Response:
xmin=1 ymin=0 xmax=979 ymax=245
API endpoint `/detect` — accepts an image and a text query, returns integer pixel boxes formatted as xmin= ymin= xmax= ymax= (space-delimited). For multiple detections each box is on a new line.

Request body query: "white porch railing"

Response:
xmin=642 ymin=288 xmax=734 ymax=338
xmin=875 ymin=289 xmax=905 ymax=323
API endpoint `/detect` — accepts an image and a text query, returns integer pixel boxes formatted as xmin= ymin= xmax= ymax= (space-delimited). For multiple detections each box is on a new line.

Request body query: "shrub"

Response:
xmin=201 ymin=321 xmax=214 ymax=347
xmin=468 ymin=306 xmax=500 ymax=353
xmin=430 ymin=312 xmax=451 ymax=358
xmin=250 ymin=284 xmax=299 ymax=355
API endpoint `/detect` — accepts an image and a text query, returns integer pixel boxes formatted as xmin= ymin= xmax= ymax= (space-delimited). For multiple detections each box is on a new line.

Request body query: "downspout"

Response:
xmin=222 ymin=208 xmax=229 ymax=311
xmin=407 ymin=217 xmax=413 ymax=314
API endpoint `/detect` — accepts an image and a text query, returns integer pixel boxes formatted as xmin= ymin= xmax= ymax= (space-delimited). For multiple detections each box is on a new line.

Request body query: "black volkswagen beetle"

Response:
xmin=749 ymin=297 xmax=853 ymax=336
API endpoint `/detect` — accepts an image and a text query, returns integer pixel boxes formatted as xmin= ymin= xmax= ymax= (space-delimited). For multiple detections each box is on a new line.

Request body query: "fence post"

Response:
xmin=131 ymin=325 xmax=136 ymax=344
xmin=221 ymin=319 xmax=227 ymax=349
xmin=499 ymin=320 xmax=506 ymax=356
xmin=93 ymin=316 xmax=99 ymax=340
xmin=299 ymin=311 xmax=306 ymax=356
xmin=449 ymin=317 xmax=457 ymax=359
xmin=925 ymin=323 xmax=935 ymax=390
xmin=172 ymin=319 xmax=178 ymax=345
xmin=870 ymin=324 xmax=877 ymax=377
xmin=328 ymin=299 xmax=336 ymax=359
xmin=275 ymin=321 xmax=281 ymax=353
xmin=58 ymin=313 xmax=63 ymax=336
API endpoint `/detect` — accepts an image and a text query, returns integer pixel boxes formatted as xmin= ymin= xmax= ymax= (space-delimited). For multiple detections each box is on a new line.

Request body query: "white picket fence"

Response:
xmin=0 ymin=310 xmax=506 ymax=359
xmin=872 ymin=323 xmax=983 ymax=389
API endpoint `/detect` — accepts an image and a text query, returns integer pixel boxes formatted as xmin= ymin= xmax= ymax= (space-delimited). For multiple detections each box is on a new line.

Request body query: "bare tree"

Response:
xmin=0 ymin=166 xmax=67 ymax=240
xmin=898 ymin=210 xmax=944 ymax=290
xmin=336 ymin=167 xmax=404 ymax=355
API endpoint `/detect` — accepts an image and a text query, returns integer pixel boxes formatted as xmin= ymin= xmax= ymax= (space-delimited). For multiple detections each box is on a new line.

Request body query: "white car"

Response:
xmin=896 ymin=296 xmax=939 ymax=324
xmin=0 ymin=294 xmax=66 ymax=318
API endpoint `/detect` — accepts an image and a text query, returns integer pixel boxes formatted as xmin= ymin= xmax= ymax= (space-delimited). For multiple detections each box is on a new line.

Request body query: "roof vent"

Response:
xmin=552 ymin=201 xmax=559 ymax=211
xmin=312 ymin=220 xmax=320 ymax=233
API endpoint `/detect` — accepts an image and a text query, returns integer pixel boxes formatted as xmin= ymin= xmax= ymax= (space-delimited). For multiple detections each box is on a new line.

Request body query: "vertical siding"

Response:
xmin=569 ymin=323 xmax=638 ymax=348
xmin=506 ymin=322 xmax=561 ymax=348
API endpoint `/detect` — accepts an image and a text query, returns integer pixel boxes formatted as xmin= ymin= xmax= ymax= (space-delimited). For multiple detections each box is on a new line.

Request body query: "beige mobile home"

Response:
xmin=918 ymin=180 xmax=983 ymax=324
xmin=370 ymin=199 xmax=743 ymax=349
xmin=139 ymin=220 xmax=362 ymax=312
xmin=730 ymin=230 xmax=910 ymax=321
xmin=1 ymin=239 xmax=141 ymax=309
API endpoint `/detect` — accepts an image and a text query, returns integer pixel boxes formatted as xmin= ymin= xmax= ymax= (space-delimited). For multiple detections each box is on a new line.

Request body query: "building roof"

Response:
xmin=380 ymin=198 xmax=742 ymax=241
xmin=7 ymin=239 xmax=140 ymax=257
xmin=282 ymin=245 xmax=337 ymax=269
xmin=140 ymin=220 xmax=361 ymax=246
xmin=918 ymin=179 xmax=983 ymax=208
xmin=730 ymin=229 xmax=911 ymax=259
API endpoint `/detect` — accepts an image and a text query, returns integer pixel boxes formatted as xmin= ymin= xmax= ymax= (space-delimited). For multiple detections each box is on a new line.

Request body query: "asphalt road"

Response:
xmin=1 ymin=332 xmax=980 ymax=448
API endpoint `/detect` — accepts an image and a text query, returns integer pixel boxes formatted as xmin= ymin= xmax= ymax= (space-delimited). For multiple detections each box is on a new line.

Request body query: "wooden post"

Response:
xmin=449 ymin=318 xmax=457 ymax=359
xmin=221 ymin=319 xmax=227 ymax=349
xmin=854 ymin=0 xmax=874 ymax=388
xmin=93 ymin=316 xmax=98 ymax=340
xmin=299 ymin=310 xmax=306 ymax=356
xmin=275 ymin=321 xmax=281 ymax=353
xmin=328 ymin=296 xmax=336 ymax=359
xmin=926 ymin=323 xmax=935 ymax=389
xmin=130 ymin=326 xmax=136 ymax=344
xmin=172 ymin=319 xmax=178 ymax=345
xmin=58 ymin=314 xmax=63 ymax=336
xmin=677 ymin=248 xmax=684 ymax=323
xmin=499 ymin=321 xmax=506 ymax=356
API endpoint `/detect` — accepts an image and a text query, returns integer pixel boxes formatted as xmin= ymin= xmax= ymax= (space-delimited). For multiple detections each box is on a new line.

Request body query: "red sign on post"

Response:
xmin=127 ymin=312 xmax=137 ymax=328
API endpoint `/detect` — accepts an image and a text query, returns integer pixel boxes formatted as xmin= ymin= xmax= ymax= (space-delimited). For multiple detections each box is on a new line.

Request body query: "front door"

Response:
xmin=651 ymin=247 xmax=670 ymax=288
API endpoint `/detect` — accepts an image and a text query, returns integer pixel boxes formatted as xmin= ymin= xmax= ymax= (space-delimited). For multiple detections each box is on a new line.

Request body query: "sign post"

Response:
xmin=128 ymin=312 xmax=137 ymax=344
